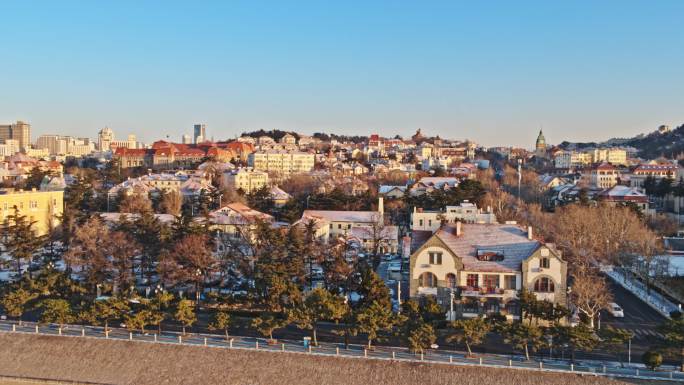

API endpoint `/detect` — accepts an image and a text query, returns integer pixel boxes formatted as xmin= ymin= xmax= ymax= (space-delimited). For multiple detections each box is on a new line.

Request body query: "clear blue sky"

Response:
xmin=1 ymin=1 xmax=683 ymax=147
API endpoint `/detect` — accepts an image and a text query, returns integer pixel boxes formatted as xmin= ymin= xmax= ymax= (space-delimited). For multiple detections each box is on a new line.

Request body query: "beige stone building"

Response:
xmin=247 ymin=150 xmax=315 ymax=176
xmin=409 ymin=223 xmax=567 ymax=320
xmin=581 ymin=162 xmax=620 ymax=189
xmin=222 ymin=168 xmax=269 ymax=193
xmin=0 ymin=189 xmax=64 ymax=235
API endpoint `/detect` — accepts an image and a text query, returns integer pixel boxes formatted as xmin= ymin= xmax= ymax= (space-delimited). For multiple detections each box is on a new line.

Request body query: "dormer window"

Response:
xmin=476 ymin=249 xmax=504 ymax=261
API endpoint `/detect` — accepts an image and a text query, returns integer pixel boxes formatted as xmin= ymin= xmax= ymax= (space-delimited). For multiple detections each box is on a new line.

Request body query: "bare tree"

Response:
xmin=570 ymin=267 xmax=612 ymax=329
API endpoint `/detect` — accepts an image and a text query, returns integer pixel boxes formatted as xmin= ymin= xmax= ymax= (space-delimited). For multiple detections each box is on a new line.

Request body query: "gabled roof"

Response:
xmin=208 ymin=202 xmax=273 ymax=225
xmin=414 ymin=223 xmax=542 ymax=273
xmin=301 ymin=210 xmax=382 ymax=223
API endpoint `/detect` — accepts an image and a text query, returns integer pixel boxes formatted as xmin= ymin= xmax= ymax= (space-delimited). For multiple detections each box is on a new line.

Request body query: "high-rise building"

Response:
xmin=193 ymin=124 xmax=206 ymax=144
xmin=98 ymin=127 xmax=114 ymax=151
xmin=36 ymin=135 xmax=68 ymax=155
xmin=0 ymin=121 xmax=31 ymax=150
xmin=182 ymin=134 xmax=192 ymax=144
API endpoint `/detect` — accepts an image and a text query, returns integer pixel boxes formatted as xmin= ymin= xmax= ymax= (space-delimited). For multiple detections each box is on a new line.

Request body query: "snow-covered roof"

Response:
xmin=270 ymin=186 xmax=291 ymax=201
xmin=379 ymin=185 xmax=407 ymax=194
xmin=208 ymin=203 xmax=273 ymax=225
xmin=424 ymin=223 xmax=541 ymax=273
xmin=301 ymin=210 xmax=382 ymax=223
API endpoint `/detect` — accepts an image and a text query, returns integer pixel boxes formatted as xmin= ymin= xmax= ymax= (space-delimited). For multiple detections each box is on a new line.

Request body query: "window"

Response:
xmin=347 ymin=224 xmax=351 ymax=229
xmin=428 ymin=252 xmax=442 ymax=265
xmin=466 ymin=274 xmax=478 ymax=287
xmin=533 ymin=277 xmax=555 ymax=293
xmin=428 ymin=219 xmax=432 ymax=227
xmin=446 ymin=273 xmax=456 ymax=288
xmin=329 ymin=223 xmax=333 ymax=229
xmin=504 ymin=275 xmax=516 ymax=290
xmin=338 ymin=224 xmax=342 ymax=229
xmin=419 ymin=219 xmax=423 ymax=226
xmin=483 ymin=275 xmax=500 ymax=290
xmin=539 ymin=258 xmax=550 ymax=269
xmin=419 ymin=272 xmax=437 ymax=287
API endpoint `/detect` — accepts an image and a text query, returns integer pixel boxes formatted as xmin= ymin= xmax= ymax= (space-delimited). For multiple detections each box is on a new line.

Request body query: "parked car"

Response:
xmin=607 ymin=302 xmax=624 ymax=318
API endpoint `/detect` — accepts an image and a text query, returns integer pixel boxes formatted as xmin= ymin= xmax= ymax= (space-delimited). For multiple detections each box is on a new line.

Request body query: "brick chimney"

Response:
xmin=527 ymin=226 xmax=533 ymax=240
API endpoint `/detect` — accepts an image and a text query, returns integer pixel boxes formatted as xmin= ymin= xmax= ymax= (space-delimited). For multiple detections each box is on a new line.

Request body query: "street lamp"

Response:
xmin=449 ymin=288 xmax=455 ymax=321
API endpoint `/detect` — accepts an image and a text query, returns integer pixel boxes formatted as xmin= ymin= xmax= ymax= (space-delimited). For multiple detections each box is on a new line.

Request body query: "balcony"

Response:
xmin=459 ymin=286 xmax=504 ymax=298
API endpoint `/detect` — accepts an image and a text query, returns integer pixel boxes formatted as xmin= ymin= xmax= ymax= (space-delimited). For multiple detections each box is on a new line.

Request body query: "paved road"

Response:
xmin=602 ymin=278 xmax=667 ymax=359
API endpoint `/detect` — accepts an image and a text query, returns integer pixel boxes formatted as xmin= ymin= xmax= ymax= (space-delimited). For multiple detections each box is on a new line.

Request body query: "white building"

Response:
xmin=411 ymin=202 xmax=497 ymax=232
xmin=222 ymin=168 xmax=269 ymax=193
xmin=248 ymin=150 xmax=315 ymax=176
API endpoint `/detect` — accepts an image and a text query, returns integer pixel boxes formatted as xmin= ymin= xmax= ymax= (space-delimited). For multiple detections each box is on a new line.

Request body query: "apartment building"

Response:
xmin=411 ymin=202 xmax=497 ymax=232
xmin=629 ymin=162 xmax=679 ymax=188
xmin=581 ymin=163 xmax=620 ymax=189
xmin=222 ymin=168 xmax=269 ymax=193
xmin=0 ymin=121 xmax=31 ymax=150
xmin=409 ymin=223 xmax=567 ymax=320
xmin=0 ymin=188 xmax=64 ymax=235
xmin=247 ymin=150 xmax=315 ymax=175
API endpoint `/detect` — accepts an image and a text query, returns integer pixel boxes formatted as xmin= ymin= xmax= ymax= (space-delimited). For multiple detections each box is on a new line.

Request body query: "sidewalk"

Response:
xmin=605 ymin=267 xmax=680 ymax=318
xmin=1 ymin=319 xmax=682 ymax=383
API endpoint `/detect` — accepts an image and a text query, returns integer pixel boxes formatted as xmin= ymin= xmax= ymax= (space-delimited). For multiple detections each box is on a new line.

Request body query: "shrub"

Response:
xmin=642 ymin=350 xmax=663 ymax=371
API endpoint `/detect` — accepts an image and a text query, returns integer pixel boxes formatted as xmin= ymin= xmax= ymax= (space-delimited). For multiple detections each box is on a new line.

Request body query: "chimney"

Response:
xmin=456 ymin=221 xmax=462 ymax=236
xmin=527 ymin=226 xmax=533 ymax=240
xmin=378 ymin=196 xmax=384 ymax=216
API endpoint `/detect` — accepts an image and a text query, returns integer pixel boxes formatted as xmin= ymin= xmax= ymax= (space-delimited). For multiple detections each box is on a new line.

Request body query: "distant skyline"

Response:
xmin=1 ymin=1 xmax=683 ymax=148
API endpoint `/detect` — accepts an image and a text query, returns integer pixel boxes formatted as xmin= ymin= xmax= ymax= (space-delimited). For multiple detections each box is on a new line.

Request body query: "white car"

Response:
xmin=607 ymin=302 xmax=624 ymax=318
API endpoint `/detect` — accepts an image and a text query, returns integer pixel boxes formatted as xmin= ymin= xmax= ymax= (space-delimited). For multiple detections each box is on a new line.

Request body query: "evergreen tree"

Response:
xmin=39 ymin=298 xmax=76 ymax=328
xmin=289 ymin=288 xmax=347 ymax=346
xmin=1 ymin=207 xmax=43 ymax=276
xmin=355 ymin=300 xmax=397 ymax=349
xmin=503 ymin=322 xmax=544 ymax=360
xmin=208 ymin=310 xmax=232 ymax=340
xmin=174 ymin=299 xmax=197 ymax=335
xmin=0 ymin=287 xmax=36 ymax=324
xmin=659 ymin=311 xmax=684 ymax=371
xmin=81 ymin=296 xmax=130 ymax=332
xmin=446 ymin=317 xmax=492 ymax=357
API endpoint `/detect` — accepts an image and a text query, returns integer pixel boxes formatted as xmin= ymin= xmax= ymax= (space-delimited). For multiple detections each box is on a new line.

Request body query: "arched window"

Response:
xmin=446 ymin=273 xmax=457 ymax=288
xmin=419 ymin=272 xmax=437 ymax=287
xmin=533 ymin=277 xmax=555 ymax=293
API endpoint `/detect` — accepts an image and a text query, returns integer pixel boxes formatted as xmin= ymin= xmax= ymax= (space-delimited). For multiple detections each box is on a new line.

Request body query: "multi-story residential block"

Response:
xmin=107 ymin=171 xmax=214 ymax=209
xmin=553 ymin=150 xmax=592 ymax=169
xmin=222 ymin=168 xmax=269 ymax=193
xmin=0 ymin=121 xmax=31 ymax=150
xmin=581 ymin=162 xmax=620 ymax=189
xmin=591 ymin=148 xmax=627 ymax=165
xmin=629 ymin=162 xmax=679 ymax=188
xmin=411 ymin=202 xmax=497 ymax=232
xmin=0 ymin=188 xmax=64 ymax=235
xmin=247 ymin=150 xmax=315 ymax=176
xmin=409 ymin=223 xmax=567 ymax=320
xmin=0 ymin=140 xmax=20 ymax=157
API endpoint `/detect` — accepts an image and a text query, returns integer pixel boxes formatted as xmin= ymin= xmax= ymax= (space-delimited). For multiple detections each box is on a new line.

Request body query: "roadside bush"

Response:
xmin=642 ymin=350 xmax=663 ymax=371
